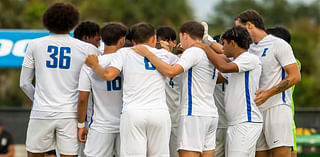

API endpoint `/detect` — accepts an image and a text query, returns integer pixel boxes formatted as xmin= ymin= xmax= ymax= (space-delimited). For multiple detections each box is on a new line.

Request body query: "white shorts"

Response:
xmin=177 ymin=116 xmax=218 ymax=152
xmin=26 ymin=118 xmax=78 ymax=155
xmin=226 ymin=122 xmax=262 ymax=157
xmin=215 ymin=128 xmax=227 ymax=157
xmin=256 ymin=105 xmax=293 ymax=151
xmin=169 ymin=127 xmax=179 ymax=157
xmin=120 ymin=110 xmax=171 ymax=157
xmin=84 ymin=129 xmax=120 ymax=157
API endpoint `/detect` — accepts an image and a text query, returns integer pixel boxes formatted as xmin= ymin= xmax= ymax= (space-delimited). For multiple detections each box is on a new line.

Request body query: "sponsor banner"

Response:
xmin=0 ymin=30 xmax=51 ymax=68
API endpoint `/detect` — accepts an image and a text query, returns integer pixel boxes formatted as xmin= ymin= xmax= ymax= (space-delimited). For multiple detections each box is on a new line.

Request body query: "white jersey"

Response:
xmin=249 ymin=35 xmax=297 ymax=111
xmin=177 ymin=47 xmax=218 ymax=117
xmin=166 ymin=74 xmax=183 ymax=128
xmin=214 ymin=82 xmax=228 ymax=128
xmin=22 ymin=34 xmax=101 ymax=113
xmin=224 ymin=52 xmax=263 ymax=125
xmin=110 ymin=45 xmax=178 ymax=113
xmin=78 ymin=53 xmax=122 ymax=133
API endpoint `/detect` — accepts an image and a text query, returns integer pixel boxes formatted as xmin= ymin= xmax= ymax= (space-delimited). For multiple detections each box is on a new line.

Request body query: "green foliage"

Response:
xmin=208 ymin=0 xmax=320 ymax=107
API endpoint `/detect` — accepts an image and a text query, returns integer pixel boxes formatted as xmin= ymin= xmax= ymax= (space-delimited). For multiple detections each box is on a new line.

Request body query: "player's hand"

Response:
xmin=254 ymin=89 xmax=271 ymax=106
xmin=176 ymin=43 xmax=185 ymax=54
xmin=132 ymin=45 xmax=149 ymax=57
xmin=85 ymin=54 xmax=99 ymax=68
xmin=78 ymin=127 xmax=88 ymax=143
xmin=159 ymin=40 xmax=171 ymax=51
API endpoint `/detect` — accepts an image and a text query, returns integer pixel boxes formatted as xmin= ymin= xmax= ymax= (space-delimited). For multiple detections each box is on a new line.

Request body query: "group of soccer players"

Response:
xmin=19 ymin=2 xmax=301 ymax=157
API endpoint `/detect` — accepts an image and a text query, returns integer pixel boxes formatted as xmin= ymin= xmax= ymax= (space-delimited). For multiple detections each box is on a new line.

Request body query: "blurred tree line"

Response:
xmin=207 ymin=0 xmax=320 ymax=108
xmin=0 ymin=0 xmax=319 ymax=108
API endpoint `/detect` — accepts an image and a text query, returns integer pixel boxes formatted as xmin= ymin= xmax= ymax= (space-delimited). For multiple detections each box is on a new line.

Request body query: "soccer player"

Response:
xmin=73 ymin=20 xmax=101 ymax=157
xmin=85 ymin=22 xmax=178 ymax=156
xmin=77 ymin=22 xmax=127 ymax=157
xmin=19 ymin=2 xmax=100 ymax=157
xmin=266 ymin=26 xmax=301 ymax=157
xmin=74 ymin=21 xmax=101 ymax=48
xmin=156 ymin=25 xmax=182 ymax=157
xmin=194 ymin=26 xmax=263 ymax=157
xmin=134 ymin=21 xmax=218 ymax=157
xmin=234 ymin=10 xmax=301 ymax=157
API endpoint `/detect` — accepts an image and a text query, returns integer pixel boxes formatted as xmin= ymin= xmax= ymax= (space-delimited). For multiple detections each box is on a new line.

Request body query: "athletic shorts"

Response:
xmin=169 ymin=127 xmax=179 ymax=157
xmin=26 ymin=118 xmax=78 ymax=155
xmin=177 ymin=116 xmax=218 ymax=152
xmin=215 ymin=128 xmax=227 ymax=157
xmin=256 ymin=105 xmax=293 ymax=151
xmin=120 ymin=110 xmax=171 ymax=157
xmin=84 ymin=129 xmax=120 ymax=157
xmin=226 ymin=122 xmax=262 ymax=157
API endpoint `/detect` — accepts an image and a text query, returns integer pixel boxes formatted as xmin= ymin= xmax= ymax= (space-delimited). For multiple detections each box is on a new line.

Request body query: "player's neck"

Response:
xmin=188 ymin=39 xmax=201 ymax=49
xmin=251 ymin=29 xmax=267 ymax=43
xmin=233 ymin=48 xmax=247 ymax=59
xmin=103 ymin=46 xmax=118 ymax=54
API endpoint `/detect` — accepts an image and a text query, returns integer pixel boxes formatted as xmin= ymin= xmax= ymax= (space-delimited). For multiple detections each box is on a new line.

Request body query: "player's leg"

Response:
xmin=179 ymin=150 xmax=200 ymax=157
xmin=120 ymin=110 xmax=147 ymax=156
xmin=202 ymin=117 xmax=218 ymax=157
xmin=146 ymin=110 xmax=171 ymax=157
xmin=26 ymin=119 xmax=56 ymax=157
xmin=177 ymin=116 xmax=202 ymax=157
xmin=226 ymin=122 xmax=262 ymax=157
xmin=266 ymin=105 xmax=293 ymax=157
xmin=83 ymin=129 xmax=116 ymax=157
xmin=271 ymin=146 xmax=291 ymax=157
xmin=291 ymin=121 xmax=297 ymax=157
xmin=55 ymin=119 xmax=78 ymax=157
xmin=256 ymin=110 xmax=271 ymax=157
xmin=214 ymin=128 xmax=227 ymax=157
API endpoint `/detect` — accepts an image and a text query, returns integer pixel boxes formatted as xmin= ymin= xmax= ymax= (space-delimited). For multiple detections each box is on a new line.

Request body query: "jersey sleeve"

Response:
xmin=109 ymin=50 xmax=124 ymax=71
xmin=78 ymin=65 xmax=91 ymax=92
xmin=157 ymin=49 xmax=179 ymax=65
xmin=22 ymin=41 xmax=35 ymax=69
xmin=233 ymin=53 xmax=260 ymax=73
xmin=274 ymin=40 xmax=297 ymax=67
xmin=86 ymin=44 xmax=103 ymax=55
xmin=176 ymin=48 xmax=202 ymax=72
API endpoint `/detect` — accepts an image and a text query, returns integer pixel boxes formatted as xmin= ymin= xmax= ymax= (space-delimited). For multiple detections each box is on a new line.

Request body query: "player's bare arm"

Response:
xmin=193 ymin=43 xmax=238 ymax=73
xmin=85 ymin=54 xmax=120 ymax=81
xmin=216 ymin=73 xmax=227 ymax=83
xmin=133 ymin=45 xmax=183 ymax=78
xmin=77 ymin=91 xmax=89 ymax=143
xmin=254 ymin=63 xmax=301 ymax=105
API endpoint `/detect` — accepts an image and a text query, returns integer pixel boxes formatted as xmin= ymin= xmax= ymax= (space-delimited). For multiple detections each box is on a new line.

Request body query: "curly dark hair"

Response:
xmin=221 ymin=26 xmax=252 ymax=50
xmin=42 ymin=2 xmax=79 ymax=33
xmin=74 ymin=21 xmax=100 ymax=40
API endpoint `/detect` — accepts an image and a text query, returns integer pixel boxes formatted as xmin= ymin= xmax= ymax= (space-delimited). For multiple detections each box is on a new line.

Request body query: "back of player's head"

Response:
xmin=234 ymin=9 xmax=265 ymax=30
xmin=131 ymin=23 xmax=156 ymax=44
xmin=101 ymin=22 xmax=128 ymax=46
xmin=74 ymin=21 xmax=100 ymax=40
xmin=179 ymin=21 xmax=204 ymax=40
xmin=266 ymin=26 xmax=291 ymax=44
xmin=156 ymin=26 xmax=176 ymax=41
xmin=42 ymin=2 xmax=79 ymax=33
xmin=221 ymin=26 xmax=252 ymax=50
